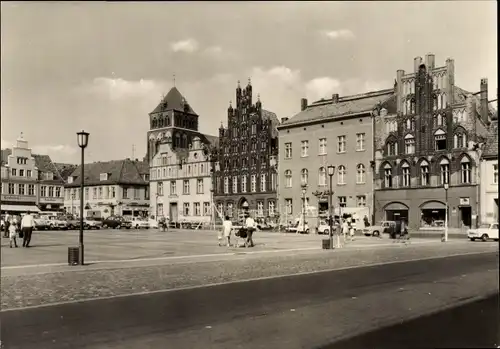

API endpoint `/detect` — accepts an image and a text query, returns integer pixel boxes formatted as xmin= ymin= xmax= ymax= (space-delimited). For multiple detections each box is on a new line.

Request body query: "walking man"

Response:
xmin=3 ymin=212 xmax=10 ymax=238
xmin=21 ymin=211 xmax=34 ymax=248
xmin=244 ymin=213 xmax=256 ymax=247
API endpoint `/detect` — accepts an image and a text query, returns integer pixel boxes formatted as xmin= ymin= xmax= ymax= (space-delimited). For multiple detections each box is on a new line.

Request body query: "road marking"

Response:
xmin=1 ymin=250 xmax=495 ymax=313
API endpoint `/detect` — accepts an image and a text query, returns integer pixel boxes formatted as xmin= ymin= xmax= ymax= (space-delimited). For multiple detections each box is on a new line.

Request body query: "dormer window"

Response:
xmin=68 ymin=176 xmax=74 ymax=184
xmin=100 ymin=173 xmax=109 ymax=181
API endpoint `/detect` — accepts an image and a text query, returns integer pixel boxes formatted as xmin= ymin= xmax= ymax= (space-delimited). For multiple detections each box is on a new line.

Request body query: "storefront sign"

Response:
xmin=1 ymin=195 xmax=34 ymax=202
xmin=40 ymin=197 xmax=63 ymax=203
xmin=459 ymin=198 xmax=470 ymax=206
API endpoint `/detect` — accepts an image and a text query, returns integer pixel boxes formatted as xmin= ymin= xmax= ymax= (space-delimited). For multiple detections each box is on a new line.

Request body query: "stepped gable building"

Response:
xmin=213 ymin=79 xmax=279 ymax=222
xmin=147 ymin=86 xmax=218 ymax=223
xmin=373 ymin=54 xmax=496 ymax=229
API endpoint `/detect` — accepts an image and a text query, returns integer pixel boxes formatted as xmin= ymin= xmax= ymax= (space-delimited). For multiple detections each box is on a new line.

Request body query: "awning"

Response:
xmin=420 ymin=201 xmax=445 ymax=210
xmin=1 ymin=205 xmax=41 ymax=213
xmin=384 ymin=202 xmax=408 ymax=211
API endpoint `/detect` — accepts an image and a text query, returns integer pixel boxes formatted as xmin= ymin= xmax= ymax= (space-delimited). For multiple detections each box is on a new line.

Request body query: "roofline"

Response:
xmin=310 ymin=88 xmax=394 ymax=106
xmin=481 ymin=154 xmax=498 ymax=160
xmin=64 ymin=181 xmax=149 ymax=188
xmin=277 ymin=110 xmax=373 ymax=130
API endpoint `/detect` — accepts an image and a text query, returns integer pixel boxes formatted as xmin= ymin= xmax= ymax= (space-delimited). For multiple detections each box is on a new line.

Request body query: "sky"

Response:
xmin=1 ymin=1 xmax=497 ymax=164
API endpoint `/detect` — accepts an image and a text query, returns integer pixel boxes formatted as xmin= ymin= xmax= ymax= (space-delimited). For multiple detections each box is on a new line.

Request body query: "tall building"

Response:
xmin=277 ymin=90 xmax=392 ymax=226
xmin=63 ymin=159 xmax=149 ymax=218
xmin=373 ymin=54 xmax=495 ymax=229
xmin=213 ymin=80 xmax=279 ymax=222
xmin=480 ymin=119 xmax=498 ymax=224
xmin=147 ymin=86 xmax=218 ymax=224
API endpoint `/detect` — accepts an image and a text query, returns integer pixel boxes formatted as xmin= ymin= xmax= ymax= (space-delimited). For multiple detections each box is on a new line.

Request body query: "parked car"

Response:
xmin=47 ymin=216 xmax=69 ymax=230
xmin=318 ymin=219 xmax=340 ymax=235
xmin=131 ymin=217 xmax=150 ymax=229
xmin=102 ymin=215 xmax=132 ymax=229
xmin=84 ymin=217 xmax=103 ymax=230
xmin=33 ymin=214 xmax=50 ymax=231
xmin=363 ymin=221 xmax=396 ymax=237
xmin=468 ymin=223 xmax=499 ymax=241
xmin=148 ymin=218 xmax=159 ymax=229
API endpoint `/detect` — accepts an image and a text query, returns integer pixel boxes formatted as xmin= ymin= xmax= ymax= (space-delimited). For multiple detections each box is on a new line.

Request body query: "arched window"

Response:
xmin=404 ymin=134 xmax=415 ymax=154
xmin=420 ymin=160 xmax=430 ymax=186
xmin=441 ymin=93 xmax=447 ymax=108
xmin=285 ymin=170 xmax=292 ymax=188
xmin=337 ymin=165 xmax=346 ymax=185
xmin=401 ymin=162 xmax=411 ymax=187
xmin=301 ymin=168 xmax=309 ymax=185
xmin=453 ymin=134 xmax=459 ymax=148
xmin=168 ymin=167 xmax=172 ymax=176
xmin=356 ymin=164 xmax=366 ymax=184
xmin=461 ymin=157 xmax=471 ymax=184
xmin=383 ymin=163 xmax=392 ymax=188
xmin=162 ymin=168 xmax=166 ymax=177
xmin=387 ymin=140 xmax=398 ymax=156
xmin=439 ymin=158 xmax=450 ymax=185
xmin=434 ymin=129 xmax=447 ymax=150
xmin=437 ymin=94 xmax=442 ymax=109
xmin=406 ymin=119 xmax=411 ymax=130
xmin=318 ymin=167 xmax=326 ymax=186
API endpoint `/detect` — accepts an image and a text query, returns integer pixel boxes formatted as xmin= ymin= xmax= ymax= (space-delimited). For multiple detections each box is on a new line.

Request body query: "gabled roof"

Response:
xmin=262 ymin=109 xmax=280 ymax=137
xmin=281 ymin=89 xmax=395 ymax=127
xmin=65 ymin=159 xmax=148 ymax=188
xmin=54 ymin=163 xmax=79 ymax=181
xmin=454 ymin=86 xmax=497 ymax=118
xmin=201 ymin=133 xmax=219 ymax=148
xmin=483 ymin=120 xmax=498 ymax=159
xmin=33 ymin=154 xmax=66 ymax=184
xmin=134 ymin=160 xmax=149 ymax=175
xmin=150 ymin=87 xmax=197 ymax=115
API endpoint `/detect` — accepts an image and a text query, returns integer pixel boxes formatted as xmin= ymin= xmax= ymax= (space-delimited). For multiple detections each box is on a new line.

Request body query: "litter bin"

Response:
xmin=68 ymin=247 xmax=80 ymax=265
xmin=322 ymin=239 xmax=332 ymax=249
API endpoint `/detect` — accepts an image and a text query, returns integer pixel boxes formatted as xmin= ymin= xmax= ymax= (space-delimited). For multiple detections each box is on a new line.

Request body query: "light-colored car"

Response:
xmin=131 ymin=217 xmax=150 ymax=229
xmin=363 ymin=221 xmax=396 ymax=237
xmin=84 ymin=218 xmax=103 ymax=230
xmin=48 ymin=216 xmax=69 ymax=230
xmin=317 ymin=219 xmax=340 ymax=235
xmin=33 ymin=215 xmax=50 ymax=231
xmin=467 ymin=223 xmax=499 ymax=241
xmin=148 ymin=219 xmax=159 ymax=229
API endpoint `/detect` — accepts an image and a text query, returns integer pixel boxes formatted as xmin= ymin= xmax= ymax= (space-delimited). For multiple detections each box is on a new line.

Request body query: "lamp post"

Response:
xmin=301 ymin=183 xmax=307 ymax=234
xmin=444 ymin=182 xmax=449 ymax=242
xmin=327 ymin=165 xmax=336 ymax=248
xmin=77 ymin=130 xmax=89 ymax=265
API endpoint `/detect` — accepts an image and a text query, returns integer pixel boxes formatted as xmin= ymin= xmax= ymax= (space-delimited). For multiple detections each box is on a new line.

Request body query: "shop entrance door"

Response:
xmin=459 ymin=206 xmax=472 ymax=228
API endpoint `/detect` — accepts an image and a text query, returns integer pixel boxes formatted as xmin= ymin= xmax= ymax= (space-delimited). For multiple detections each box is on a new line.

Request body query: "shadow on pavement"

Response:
xmin=319 ymin=293 xmax=500 ymax=349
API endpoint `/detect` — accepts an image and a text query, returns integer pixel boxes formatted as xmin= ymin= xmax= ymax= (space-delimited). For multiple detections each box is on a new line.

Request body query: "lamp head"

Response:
xmin=444 ymin=183 xmax=449 ymax=190
xmin=327 ymin=165 xmax=335 ymax=176
xmin=77 ymin=130 xmax=90 ymax=149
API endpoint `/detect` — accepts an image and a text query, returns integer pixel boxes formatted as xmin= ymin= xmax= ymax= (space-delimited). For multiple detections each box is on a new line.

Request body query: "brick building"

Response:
xmin=213 ymin=80 xmax=279 ymax=222
xmin=373 ymin=54 xmax=496 ymax=229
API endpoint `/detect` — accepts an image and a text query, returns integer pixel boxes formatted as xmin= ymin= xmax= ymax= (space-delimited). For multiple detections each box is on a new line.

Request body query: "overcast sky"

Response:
xmin=1 ymin=1 xmax=497 ymax=163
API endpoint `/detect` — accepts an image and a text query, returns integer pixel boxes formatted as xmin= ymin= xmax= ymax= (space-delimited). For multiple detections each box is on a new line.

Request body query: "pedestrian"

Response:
xmin=8 ymin=221 xmax=18 ymax=248
xmin=244 ymin=214 xmax=256 ymax=247
xmin=342 ymin=219 xmax=349 ymax=241
xmin=363 ymin=215 xmax=370 ymax=228
xmin=21 ymin=211 xmax=34 ymax=248
xmin=4 ymin=212 xmax=11 ymax=238
xmin=222 ymin=215 xmax=232 ymax=247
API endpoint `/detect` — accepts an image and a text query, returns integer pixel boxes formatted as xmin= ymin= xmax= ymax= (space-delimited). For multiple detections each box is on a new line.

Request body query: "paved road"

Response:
xmin=1 ymin=252 xmax=498 ymax=349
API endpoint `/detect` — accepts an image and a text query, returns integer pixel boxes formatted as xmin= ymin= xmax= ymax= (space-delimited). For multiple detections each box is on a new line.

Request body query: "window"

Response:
xmin=123 ymin=188 xmax=129 ymax=199
xmin=337 ymin=165 xmax=346 ymax=185
xmin=111 ymin=187 xmax=116 ymax=198
xmin=183 ymin=203 xmax=190 ymax=216
xmin=453 ymin=133 xmax=468 ymax=148
xmin=434 ymin=129 xmax=447 ymax=150
xmin=232 ymin=176 xmax=238 ymax=193
xmin=134 ymin=188 xmax=140 ymax=199
xmin=356 ymin=133 xmax=365 ymax=151
xmin=19 ymin=184 xmax=25 ymax=195
xmin=56 ymin=187 xmax=61 ymax=197
xmin=420 ymin=161 xmax=430 ymax=186
xmin=401 ymin=163 xmax=411 ymax=187
xmin=285 ymin=170 xmax=292 ymax=188
xmin=98 ymin=187 xmax=102 ymax=199
xmin=260 ymin=174 xmax=266 ymax=192
xmin=28 ymin=184 xmax=35 ymax=196
xmin=387 ymin=141 xmax=398 ymax=156
xmin=494 ymin=164 xmax=498 ymax=184
xmin=338 ymin=196 xmax=347 ymax=207
xmin=301 ymin=140 xmax=309 ymax=157
xmin=318 ymin=167 xmax=326 ymax=186
xmin=285 ymin=199 xmax=293 ymax=215
xmin=157 ymin=203 xmax=163 ymax=216
xmin=8 ymin=183 xmax=15 ymax=194
xmin=19 ymin=169 xmax=25 ymax=177
xmin=257 ymin=201 xmax=264 ymax=216
xmin=440 ymin=158 xmax=450 ymax=185
xmin=48 ymin=186 xmax=54 ymax=197
xmin=183 ymin=180 xmax=190 ymax=195
xmin=105 ymin=187 xmax=109 ymax=199
xmin=197 ymin=179 xmax=204 ymax=194
xmin=241 ymin=175 xmax=247 ymax=193
xmin=12 ymin=169 xmax=17 ymax=176
xmin=268 ymin=201 xmax=275 ymax=217
xmin=194 ymin=202 xmax=201 ymax=216
xmin=157 ymin=182 xmax=163 ymax=196
xmin=384 ymin=164 xmax=393 ymax=188
xmin=356 ymin=164 xmax=366 ymax=184
xmin=203 ymin=202 xmax=210 ymax=216
xmin=301 ymin=169 xmax=309 ymax=185
xmin=84 ymin=188 xmax=89 ymax=199
xmin=27 ymin=170 xmax=32 ymax=178
xmin=461 ymin=158 xmax=471 ymax=184
xmin=285 ymin=143 xmax=292 ymax=159
xmin=404 ymin=134 xmax=415 ymax=154
xmin=100 ymin=173 xmax=108 ymax=181
xmin=224 ymin=177 xmax=229 ymax=194
xmin=41 ymin=186 xmax=47 ymax=197
xmin=337 ymin=136 xmax=346 ymax=153
xmin=251 ymin=175 xmax=257 ymax=192
xmin=319 ymin=138 xmax=327 ymax=155
xmin=356 ymin=195 xmax=366 ymax=207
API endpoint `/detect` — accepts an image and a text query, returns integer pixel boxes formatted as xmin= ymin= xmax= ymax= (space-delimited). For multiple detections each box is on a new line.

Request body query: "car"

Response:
xmin=84 ymin=217 xmax=103 ymax=230
xmin=47 ymin=216 xmax=69 ymax=230
xmin=467 ymin=223 xmax=499 ymax=241
xmin=102 ymin=215 xmax=132 ymax=229
xmin=131 ymin=217 xmax=149 ymax=229
xmin=33 ymin=214 xmax=50 ymax=231
xmin=318 ymin=219 xmax=341 ymax=235
xmin=148 ymin=218 xmax=159 ymax=229
xmin=363 ymin=221 xmax=396 ymax=237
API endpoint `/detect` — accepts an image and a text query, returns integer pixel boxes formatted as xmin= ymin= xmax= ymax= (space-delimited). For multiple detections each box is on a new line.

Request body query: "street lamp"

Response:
xmin=77 ymin=130 xmax=89 ymax=265
xmin=327 ymin=165 xmax=336 ymax=248
xmin=443 ymin=182 xmax=449 ymax=242
xmin=301 ymin=183 xmax=307 ymax=234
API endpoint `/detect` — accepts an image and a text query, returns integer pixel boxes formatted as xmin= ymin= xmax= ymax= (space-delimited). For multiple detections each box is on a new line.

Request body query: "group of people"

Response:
xmin=2 ymin=211 xmax=35 ymax=248
xmin=219 ymin=214 xmax=256 ymax=248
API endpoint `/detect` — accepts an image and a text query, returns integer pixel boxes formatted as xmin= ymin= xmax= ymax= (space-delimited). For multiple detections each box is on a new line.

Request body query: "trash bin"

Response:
xmin=68 ymin=247 xmax=80 ymax=265
xmin=322 ymin=239 xmax=332 ymax=249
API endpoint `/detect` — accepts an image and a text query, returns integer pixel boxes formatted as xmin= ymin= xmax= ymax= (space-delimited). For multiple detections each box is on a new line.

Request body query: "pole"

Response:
xmin=328 ymin=175 xmax=333 ymax=248
xmin=444 ymin=188 xmax=448 ymax=242
xmin=302 ymin=191 xmax=305 ymax=234
xmin=79 ymin=147 xmax=84 ymax=265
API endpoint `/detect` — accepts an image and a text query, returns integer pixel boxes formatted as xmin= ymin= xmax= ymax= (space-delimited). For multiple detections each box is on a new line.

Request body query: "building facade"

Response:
xmin=64 ymin=159 xmax=149 ymax=218
xmin=277 ymin=90 xmax=391 ymax=226
xmin=147 ymin=86 xmax=218 ymax=224
xmin=374 ymin=54 xmax=494 ymax=230
xmin=480 ymin=120 xmax=498 ymax=224
xmin=213 ymin=80 xmax=279 ymax=222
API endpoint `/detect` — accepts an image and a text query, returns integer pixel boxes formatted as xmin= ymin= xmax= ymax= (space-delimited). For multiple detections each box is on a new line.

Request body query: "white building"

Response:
xmin=480 ymin=120 xmax=498 ymax=224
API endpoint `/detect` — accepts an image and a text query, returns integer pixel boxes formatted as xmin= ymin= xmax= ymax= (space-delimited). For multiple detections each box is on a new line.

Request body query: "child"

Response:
xmin=9 ymin=222 xmax=18 ymax=248
xmin=222 ymin=215 xmax=233 ymax=247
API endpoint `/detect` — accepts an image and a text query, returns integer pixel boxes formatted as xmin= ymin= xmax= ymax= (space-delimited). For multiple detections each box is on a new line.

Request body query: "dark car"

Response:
xmin=102 ymin=215 xmax=132 ymax=229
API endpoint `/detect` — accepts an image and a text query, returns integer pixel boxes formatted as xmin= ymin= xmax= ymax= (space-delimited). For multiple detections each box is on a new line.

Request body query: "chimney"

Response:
xmin=424 ymin=53 xmax=435 ymax=70
xmin=480 ymin=78 xmax=489 ymax=121
xmin=281 ymin=117 xmax=289 ymax=123
xmin=414 ymin=56 xmax=423 ymax=72
xmin=331 ymin=94 xmax=339 ymax=103
xmin=300 ymin=98 xmax=308 ymax=111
